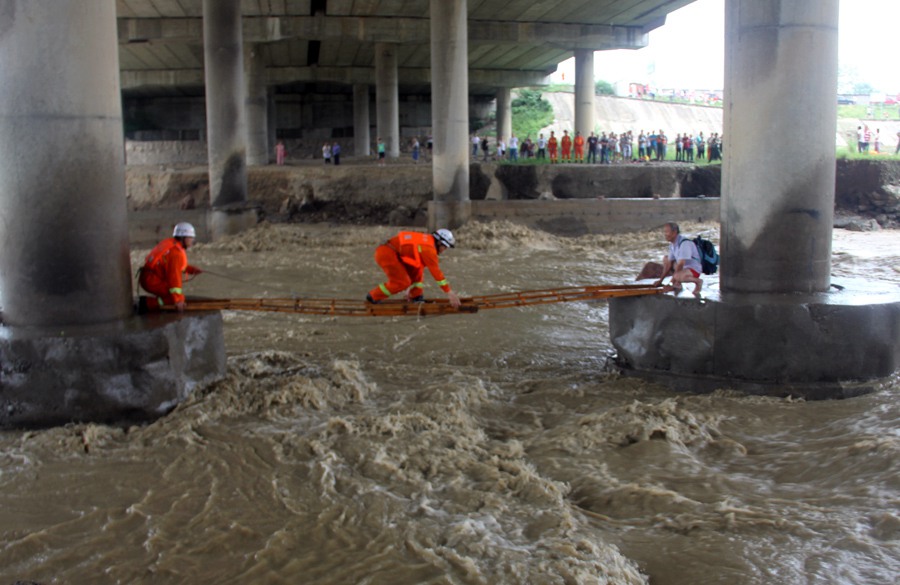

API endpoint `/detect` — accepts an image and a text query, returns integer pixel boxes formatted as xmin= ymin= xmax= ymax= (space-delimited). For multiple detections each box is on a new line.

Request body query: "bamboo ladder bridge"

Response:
xmin=179 ymin=284 xmax=663 ymax=317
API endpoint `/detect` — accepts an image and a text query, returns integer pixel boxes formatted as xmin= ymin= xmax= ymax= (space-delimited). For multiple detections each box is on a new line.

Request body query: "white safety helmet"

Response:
xmin=432 ymin=228 xmax=455 ymax=249
xmin=173 ymin=222 xmax=196 ymax=238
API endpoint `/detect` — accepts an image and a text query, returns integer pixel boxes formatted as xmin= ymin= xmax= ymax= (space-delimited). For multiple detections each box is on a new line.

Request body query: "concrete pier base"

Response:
xmin=609 ymin=280 xmax=900 ymax=399
xmin=428 ymin=200 xmax=472 ymax=231
xmin=209 ymin=207 xmax=259 ymax=240
xmin=0 ymin=313 xmax=226 ymax=429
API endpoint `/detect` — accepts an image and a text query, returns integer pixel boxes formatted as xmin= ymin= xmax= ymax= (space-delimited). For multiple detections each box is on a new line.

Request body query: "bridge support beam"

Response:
xmin=203 ymin=0 xmax=256 ymax=238
xmin=354 ymin=84 xmax=371 ymax=157
xmin=375 ymin=43 xmax=400 ymax=159
xmin=428 ymin=0 xmax=471 ymax=230
xmin=574 ymin=49 xmax=595 ymax=137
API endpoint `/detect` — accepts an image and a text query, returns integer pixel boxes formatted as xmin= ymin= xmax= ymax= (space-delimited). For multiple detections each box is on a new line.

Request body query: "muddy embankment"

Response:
xmin=126 ymin=159 xmax=900 ymax=229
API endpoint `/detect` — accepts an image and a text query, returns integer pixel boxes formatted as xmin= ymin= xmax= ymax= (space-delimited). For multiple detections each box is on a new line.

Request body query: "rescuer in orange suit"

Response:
xmin=366 ymin=229 xmax=461 ymax=308
xmin=547 ymin=131 xmax=559 ymax=163
xmin=560 ymin=129 xmax=572 ymax=161
xmin=138 ymin=222 xmax=202 ymax=312
xmin=573 ymin=130 xmax=585 ymax=163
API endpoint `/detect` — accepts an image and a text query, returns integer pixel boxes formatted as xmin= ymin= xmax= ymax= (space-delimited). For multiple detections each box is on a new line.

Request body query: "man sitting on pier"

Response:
xmin=653 ymin=222 xmax=703 ymax=297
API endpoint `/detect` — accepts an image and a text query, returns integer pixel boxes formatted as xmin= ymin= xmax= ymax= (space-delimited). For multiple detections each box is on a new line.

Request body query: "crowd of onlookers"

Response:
xmin=856 ymin=125 xmax=900 ymax=155
xmin=276 ymin=131 xmax=727 ymax=166
xmin=470 ymin=130 xmax=723 ymax=164
xmin=280 ymin=124 xmax=899 ymax=166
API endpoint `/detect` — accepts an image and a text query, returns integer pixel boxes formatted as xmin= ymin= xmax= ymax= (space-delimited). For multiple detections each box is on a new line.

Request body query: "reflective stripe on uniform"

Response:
xmin=169 ymin=287 xmax=183 ymax=294
xmin=379 ymin=283 xmax=391 ymax=296
xmin=411 ymin=282 xmax=424 ymax=289
xmin=436 ymin=279 xmax=448 ymax=287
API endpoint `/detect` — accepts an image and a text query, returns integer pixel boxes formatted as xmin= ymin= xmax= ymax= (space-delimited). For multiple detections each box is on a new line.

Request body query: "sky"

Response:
xmin=552 ymin=0 xmax=899 ymax=95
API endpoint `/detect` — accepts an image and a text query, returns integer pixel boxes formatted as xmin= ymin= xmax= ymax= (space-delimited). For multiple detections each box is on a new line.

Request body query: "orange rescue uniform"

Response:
xmin=139 ymin=238 xmax=200 ymax=307
xmin=561 ymin=133 xmax=572 ymax=161
xmin=573 ymin=134 xmax=585 ymax=162
xmin=368 ymin=231 xmax=451 ymax=302
xmin=548 ymin=135 xmax=559 ymax=163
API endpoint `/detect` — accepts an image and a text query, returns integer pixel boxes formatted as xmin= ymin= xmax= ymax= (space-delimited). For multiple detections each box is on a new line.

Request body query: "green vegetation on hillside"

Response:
xmin=512 ymin=89 xmax=554 ymax=139
xmin=595 ymin=80 xmax=615 ymax=95
xmin=838 ymin=104 xmax=900 ymax=120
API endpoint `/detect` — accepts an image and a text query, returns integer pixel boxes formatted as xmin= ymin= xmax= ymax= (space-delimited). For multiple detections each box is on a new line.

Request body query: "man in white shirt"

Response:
xmin=653 ymin=222 xmax=703 ymax=297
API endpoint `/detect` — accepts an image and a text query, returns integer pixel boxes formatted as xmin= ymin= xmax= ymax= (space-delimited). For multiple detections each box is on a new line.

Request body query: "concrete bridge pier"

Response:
xmin=353 ymin=84 xmax=371 ymax=157
xmin=245 ymin=43 xmax=270 ymax=167
xmin=496 ymin=88 xmax=512 ymax=145
xmin=428 ymin=0 xmax=471 ymax=230
xmin=574 ymin=49 xmax=595 ymax=138
xmin=0 ymin=0 xmax=225 ymax=428
xmin=203 ymin=0 xmax=257 ymax=239
xmin=375 ymin=43 xmax=400 ymax=159
xmin=609 ymin=0 xmax=900 ymax=398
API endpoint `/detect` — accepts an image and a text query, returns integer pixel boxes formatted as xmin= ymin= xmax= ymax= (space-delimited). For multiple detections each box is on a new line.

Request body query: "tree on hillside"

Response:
xmin=595 ymin=80 xmax=615 ymax=96
xmin=512 ymin=89 xmax=554 ymax=139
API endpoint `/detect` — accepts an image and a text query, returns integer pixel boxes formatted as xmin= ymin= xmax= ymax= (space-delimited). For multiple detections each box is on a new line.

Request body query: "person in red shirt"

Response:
xmin=139 ymin=222 xmax=202 ymax=312
xmin=366 ymin=229 xmax=461 ymax=307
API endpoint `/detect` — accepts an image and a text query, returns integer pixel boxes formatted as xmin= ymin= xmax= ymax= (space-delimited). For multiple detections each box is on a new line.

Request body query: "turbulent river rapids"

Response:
xmin=2 ymin=221 xmax=898 ymax=585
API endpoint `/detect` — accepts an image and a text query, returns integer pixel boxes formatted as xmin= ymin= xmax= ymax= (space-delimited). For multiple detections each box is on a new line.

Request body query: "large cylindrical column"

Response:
xmin=496 ymin=88 xmax=512 ymax=144
xmin=429 ymin=0 xmax=471 ymax=229
xmin=375 ymin=43 xmax=400 ymax=158
xmin=203 ymin=0 xmax=253 ymax=237
xmin=245 ymin=43 xmax=269 ymax=166
xmin=574 ymin=49 xmax=595 ymax=136
xmin=354 ymin=84 xmax=371 ymax=157
xmin=267 ymin=90 xmax=277 ymax=163
xmin=0 ymin=0 xmax=132 ymax=327
xmin=721 ymin=0 xmax=839 ymax=293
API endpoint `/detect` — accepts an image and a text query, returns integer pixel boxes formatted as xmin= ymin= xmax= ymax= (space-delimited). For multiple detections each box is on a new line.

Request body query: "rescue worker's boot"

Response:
xmin=136 ymin=295 xmax=163 ymax=314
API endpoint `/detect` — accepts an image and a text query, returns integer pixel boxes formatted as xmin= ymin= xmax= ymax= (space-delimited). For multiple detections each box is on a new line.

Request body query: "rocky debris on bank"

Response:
xmin=833 ymin=214 xmax=882 ymax=231
xmin=835 ymin=160 xmax=900 ymax=228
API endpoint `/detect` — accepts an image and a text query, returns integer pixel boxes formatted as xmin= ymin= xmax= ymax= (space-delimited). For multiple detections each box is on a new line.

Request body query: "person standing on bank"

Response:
xmin=560 ymin=129 xmax=572 ymax=162
xmin=653 ymin=221 xmax=703 ymax=298
xmin=411 ymin=137 xmax=420 ymax=164
xmin=547 ymin=131 xmax=558 ymax=163
xmin=366 ymin=229 xmax=461 ymax=308
xmin=139 ymin=222 xmax=202 ymax=312
xmin=377 ymin=137 xmax=386 ymax=166
xmin=331 ymin=142 xmax=341 ymax=165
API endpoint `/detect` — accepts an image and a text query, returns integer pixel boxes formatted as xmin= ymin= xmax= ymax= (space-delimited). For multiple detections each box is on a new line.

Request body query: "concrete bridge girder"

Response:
xmin=118 ymin=16 xmax=649 ymax=50
xmin=121 ymin=67 xmax=551 ymax=92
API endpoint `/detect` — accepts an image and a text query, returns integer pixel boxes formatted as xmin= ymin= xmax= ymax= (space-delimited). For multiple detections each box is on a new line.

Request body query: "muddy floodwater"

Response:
xmin=2 ymin=222 xmax=898 ymax=585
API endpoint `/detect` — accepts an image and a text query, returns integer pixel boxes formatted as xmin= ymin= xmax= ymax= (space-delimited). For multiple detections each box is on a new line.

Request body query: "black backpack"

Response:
xmin=692 ymin=236 xmax=719 ymax=275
